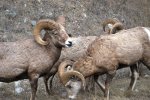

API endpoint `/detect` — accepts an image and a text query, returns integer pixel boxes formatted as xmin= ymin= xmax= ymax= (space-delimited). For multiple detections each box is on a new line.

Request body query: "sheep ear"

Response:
xmin=56 ymin=15 xmax=65 ymax=26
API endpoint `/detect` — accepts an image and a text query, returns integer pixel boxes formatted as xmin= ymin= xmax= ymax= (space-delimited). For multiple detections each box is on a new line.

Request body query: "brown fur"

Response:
xmin=0 ymin=16 xmax=72 ymax=100
xmin=44 ymin=19 xmax=125 ymax=94
xmin=43 ymin=36 xmax=97 ymax=94
xmin=75 ymin=27 xmax=149 ymax=76
xmin=59 ymin=27 xmax=150 ymax=100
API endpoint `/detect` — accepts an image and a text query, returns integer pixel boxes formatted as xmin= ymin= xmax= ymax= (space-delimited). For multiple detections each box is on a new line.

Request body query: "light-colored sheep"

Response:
xmin=43 ymin=18 xmax=125 ymax=94
xmin=43 ymin=36 xmax=97 ymax=94
xmin=0 ymin=16 xmax=72 ymax=100
xmin=58 ymin=27 xmax=150 ymax=100
xmin=103 ymin=18 xmax=141 ymax=91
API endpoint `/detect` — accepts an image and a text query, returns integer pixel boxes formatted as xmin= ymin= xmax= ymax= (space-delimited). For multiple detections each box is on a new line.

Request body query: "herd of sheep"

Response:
xmin=0 ymin=16 xmax=150 ymax=100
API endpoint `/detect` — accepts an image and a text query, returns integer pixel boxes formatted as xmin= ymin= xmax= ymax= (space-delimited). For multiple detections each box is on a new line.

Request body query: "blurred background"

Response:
xmin=0 ymin=0 xmax=150 ymax=40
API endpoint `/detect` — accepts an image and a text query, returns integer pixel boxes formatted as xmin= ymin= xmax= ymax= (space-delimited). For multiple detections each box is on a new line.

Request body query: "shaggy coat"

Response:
xmin=59 ymin=27 xmax=150 ymax=100
xmin=0 ymin=16 xmax=72 ymax=100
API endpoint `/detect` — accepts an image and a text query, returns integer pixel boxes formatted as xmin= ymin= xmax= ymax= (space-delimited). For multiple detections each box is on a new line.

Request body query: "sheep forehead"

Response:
xmin=143 ymin=27 xmax=150 ymax=41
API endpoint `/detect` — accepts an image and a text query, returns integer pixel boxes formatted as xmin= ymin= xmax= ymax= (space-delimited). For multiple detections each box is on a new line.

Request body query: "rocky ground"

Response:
xmin=0 ymin=0 xmax=150 ymax=41
xmin=0 ymin=75 xmax=149 ymax=100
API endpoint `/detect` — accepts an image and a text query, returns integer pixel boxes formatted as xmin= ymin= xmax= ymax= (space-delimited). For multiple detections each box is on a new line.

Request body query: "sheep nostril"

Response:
xmin=67 ymin=41 xmax=72 ymax=47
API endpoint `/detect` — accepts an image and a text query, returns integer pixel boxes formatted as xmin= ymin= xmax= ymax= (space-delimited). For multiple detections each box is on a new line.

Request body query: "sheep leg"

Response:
xmin=142 ymin=59 xmax=150 ymax=71
xmin=142 ymin=45 xmax=150 ymax=70
xmin=43 ymin=75 xmax=50 ymax=95
xmin=104 ymin=71 xmax=116 ymax=100
xmin=43 ymin=70 xmax=57 ymax=95
xmin=94 ymin=75 xmax=105 ymax=93
xmin=49 ymin=73 xmax=56 ymax=90
xmin=127 ymin=64 xmax=139 ymax=91
xmin=29 ymin=74 xmax=39 ymax=100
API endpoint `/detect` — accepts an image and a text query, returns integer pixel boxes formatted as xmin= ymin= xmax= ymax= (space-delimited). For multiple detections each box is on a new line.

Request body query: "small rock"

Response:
xmin=37 ymin=0 xmax=41 ymax=3
xmin=5 ymin=9 xmax=17 ymax=18
xmin=31 ymin=20 xmax=37 ymax=26
xmin=120 ymin=88 xmax=125 ymax=91
xmin=14 ymin=81 xmax=24 ymax=94
xmin=24 ymin=18 xmax=27 ymax=23
xmin=0 ymin=82 xmax=3 ymax=87
xmin=144 ymin=74 xmax=149 ymax=78
xmin=15 ymin=87 xmax=24 ymax=94
xmin=135 ymin=89 xmax=139 ymax=92
xmin=82 ymin=13 xmax=87 ymax=18
xmin=49 ymin=12 xmax=53 ymax=16
xmin=24 ymin=4 xmax=27 ymax=7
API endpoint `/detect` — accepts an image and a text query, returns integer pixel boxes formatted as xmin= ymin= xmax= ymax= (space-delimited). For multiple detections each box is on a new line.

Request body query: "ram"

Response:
xmin=58 ymin=27 xmax=150 ymax=100
xmin=43 ymin=35 xmax=97 ymax=94
xmin=43 ymin=18 xmax=125 ymax=94
xmin=0 ymin=16 xmax=72 ymax=100
xmin=102 ymin=18 xmax=124 ymax=34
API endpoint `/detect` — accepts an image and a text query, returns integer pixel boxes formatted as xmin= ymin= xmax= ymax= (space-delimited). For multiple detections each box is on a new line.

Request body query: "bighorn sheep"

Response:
xmin=103 ymin=18 xmax=142 ymax=90
xmin=58 ymin=27 xmax=150 ymax=100
xmin=0 ymin=16 xmax=72 ymax=100
xmin=44 ymin=36 xmax=97 ymax=94
xmin=102 ymin=18 xmax=124 ymax=34
xmin=43 ymin=18 xmax=125 ymax=94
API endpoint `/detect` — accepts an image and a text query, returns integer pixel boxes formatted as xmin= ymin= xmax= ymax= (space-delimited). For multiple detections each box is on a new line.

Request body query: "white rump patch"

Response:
xmin=143 ymin=27 xmax=150 ymax=41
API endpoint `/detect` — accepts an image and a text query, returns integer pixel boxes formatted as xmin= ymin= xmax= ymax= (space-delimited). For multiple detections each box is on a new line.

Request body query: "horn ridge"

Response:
xmin=58 ymin=60 xmax=85 ymax=88
xmin=33 ymin=19 xmax=59 ymax=45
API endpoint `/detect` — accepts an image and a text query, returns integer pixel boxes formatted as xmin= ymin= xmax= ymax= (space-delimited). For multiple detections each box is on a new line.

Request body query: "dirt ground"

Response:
xmin=0 ymin=76 xmax=149 ymax=100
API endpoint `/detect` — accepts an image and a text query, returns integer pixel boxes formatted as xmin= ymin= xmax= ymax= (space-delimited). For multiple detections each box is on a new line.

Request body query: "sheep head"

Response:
xmin=58 ymin=60 xmax=86 ymax=100
xmin=33 ymin=16 xmax=72 ymax=47
xmin=102 ymin=18 xmax=124 ymax=34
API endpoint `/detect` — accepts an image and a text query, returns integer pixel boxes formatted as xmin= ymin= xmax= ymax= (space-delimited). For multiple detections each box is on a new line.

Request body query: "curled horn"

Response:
xmin=110 ymin=22 xmax=124 ymax=34
xmin=58 ymin=60 xmax=86 ymax=89
xmin=102 ymin=18 xmax=124 ymax=34
xmin=33 ymin=19 xmax=59 ymax=45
